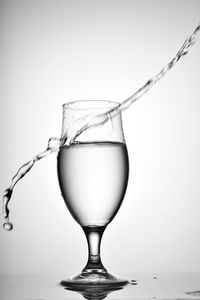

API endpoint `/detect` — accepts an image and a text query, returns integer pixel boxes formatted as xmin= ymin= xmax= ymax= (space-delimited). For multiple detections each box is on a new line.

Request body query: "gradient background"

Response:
xmin=0 ymin=0 xmax=200 ymax=275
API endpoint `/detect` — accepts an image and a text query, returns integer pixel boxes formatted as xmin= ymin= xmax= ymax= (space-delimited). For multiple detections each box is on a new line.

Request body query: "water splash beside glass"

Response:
xmin=2 ymin=23 xmax=200 ymax=231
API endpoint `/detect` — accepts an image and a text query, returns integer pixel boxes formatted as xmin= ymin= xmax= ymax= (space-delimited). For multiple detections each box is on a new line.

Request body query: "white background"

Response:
xmin=0 ymin=0 xmax=200 ymax=275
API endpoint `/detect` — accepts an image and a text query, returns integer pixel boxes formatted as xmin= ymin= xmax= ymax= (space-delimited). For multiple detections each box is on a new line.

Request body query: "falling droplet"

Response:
xmin=3 ymin=222 xmax=13 ymax=231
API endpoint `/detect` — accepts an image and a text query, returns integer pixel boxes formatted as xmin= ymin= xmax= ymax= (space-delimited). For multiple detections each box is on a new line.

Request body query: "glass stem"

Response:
xmin=82 ymin=226 xmax=107 ymax=273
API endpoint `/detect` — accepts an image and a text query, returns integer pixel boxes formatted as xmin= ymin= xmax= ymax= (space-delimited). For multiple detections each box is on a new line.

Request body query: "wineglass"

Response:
xmin=57 ymin=100 xmax=129 ymax=287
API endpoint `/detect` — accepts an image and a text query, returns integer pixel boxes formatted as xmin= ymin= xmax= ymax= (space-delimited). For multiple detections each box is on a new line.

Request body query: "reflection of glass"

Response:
xmin=64 ymin=284 xmax=124 ymax=300
xmin=57 ymin=100 xmax=129 ymax=287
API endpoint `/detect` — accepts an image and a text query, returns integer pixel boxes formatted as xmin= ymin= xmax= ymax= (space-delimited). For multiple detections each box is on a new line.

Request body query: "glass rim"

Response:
xmin=63 ymin=100 xmax=120 ymax=111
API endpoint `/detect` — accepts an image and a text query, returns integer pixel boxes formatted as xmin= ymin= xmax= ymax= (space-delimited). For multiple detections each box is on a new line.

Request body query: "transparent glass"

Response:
xmin=57 ymin=100 xmax=129 ymax=288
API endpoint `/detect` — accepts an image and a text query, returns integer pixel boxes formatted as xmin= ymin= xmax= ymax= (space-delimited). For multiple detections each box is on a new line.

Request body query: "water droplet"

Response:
xmin=3 ymin=222 xmax=13 ymax=231
xmin=130 ymin=279 xmax=137 ymax=285
xmin=186 ymin=291 xmax=200 ymax=297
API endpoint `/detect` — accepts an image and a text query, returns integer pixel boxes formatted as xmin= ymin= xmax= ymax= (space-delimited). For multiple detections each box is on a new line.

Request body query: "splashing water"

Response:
xmin=2 ymin=24 xmax=200 ymax=231
xmin=63 ymin=23 xmax=200 ymax=145
xmin=2 ymin=138 xmax=61 ymax=230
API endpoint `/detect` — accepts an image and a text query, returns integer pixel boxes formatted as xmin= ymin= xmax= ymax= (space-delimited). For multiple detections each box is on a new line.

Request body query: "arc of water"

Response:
xmin=2 ymin=23 xmax=200 ymax=230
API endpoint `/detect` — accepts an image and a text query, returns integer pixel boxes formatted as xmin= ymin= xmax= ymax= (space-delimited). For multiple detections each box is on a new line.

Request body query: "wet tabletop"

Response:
xmin=0 ymin=273 xmax=200 ymax=300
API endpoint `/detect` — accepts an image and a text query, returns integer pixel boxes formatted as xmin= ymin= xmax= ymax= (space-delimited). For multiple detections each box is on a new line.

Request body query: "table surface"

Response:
xmin=0 ymin=273 xmax=200 ymax=300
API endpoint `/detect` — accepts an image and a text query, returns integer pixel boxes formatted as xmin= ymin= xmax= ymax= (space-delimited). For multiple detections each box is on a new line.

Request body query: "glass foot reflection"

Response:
xmin=62 ymin=275 xmax=129 ymax=300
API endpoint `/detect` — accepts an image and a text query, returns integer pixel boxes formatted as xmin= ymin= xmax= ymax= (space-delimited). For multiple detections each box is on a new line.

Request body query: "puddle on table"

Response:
xmin=0 ymin=274 xmax=200 ymax=300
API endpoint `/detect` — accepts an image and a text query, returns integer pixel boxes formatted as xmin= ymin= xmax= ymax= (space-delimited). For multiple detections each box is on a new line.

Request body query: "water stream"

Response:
xmin=2 ymin=23 xmax=200 ymax=231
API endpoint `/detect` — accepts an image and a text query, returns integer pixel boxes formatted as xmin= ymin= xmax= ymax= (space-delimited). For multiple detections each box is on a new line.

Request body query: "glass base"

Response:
xmin=60 ymin=270 xmax=129 ymax=288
